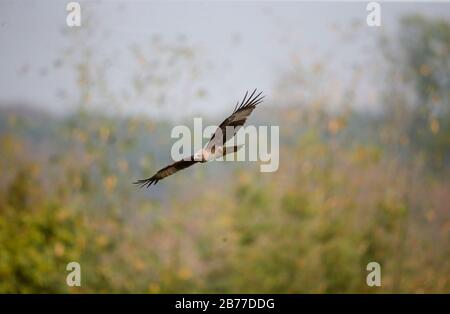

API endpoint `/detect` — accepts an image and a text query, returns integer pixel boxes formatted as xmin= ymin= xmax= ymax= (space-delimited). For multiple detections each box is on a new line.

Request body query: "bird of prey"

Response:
xmin=134 ymin=89 xmax=264 ymax=188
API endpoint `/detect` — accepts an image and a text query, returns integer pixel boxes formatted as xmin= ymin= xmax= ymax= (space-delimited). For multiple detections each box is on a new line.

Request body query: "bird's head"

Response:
xmin=193 ymin=150 xmax=204 ymax=162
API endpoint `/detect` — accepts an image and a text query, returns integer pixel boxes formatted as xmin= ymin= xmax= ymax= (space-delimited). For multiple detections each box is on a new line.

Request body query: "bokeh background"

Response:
xmin=0 ymin=0 xmax=449 ymax=293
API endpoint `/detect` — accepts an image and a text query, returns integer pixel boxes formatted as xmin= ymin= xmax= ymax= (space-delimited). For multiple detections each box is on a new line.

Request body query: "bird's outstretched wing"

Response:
xmin=133 ymin=157 xmax=198 ymax=188
xmin=207 ymin=89 xmax=264 ymax=150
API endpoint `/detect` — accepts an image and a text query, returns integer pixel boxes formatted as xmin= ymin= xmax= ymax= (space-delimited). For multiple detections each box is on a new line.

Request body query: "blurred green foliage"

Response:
xmin=384 ymin=15 xmax=450 ymax=169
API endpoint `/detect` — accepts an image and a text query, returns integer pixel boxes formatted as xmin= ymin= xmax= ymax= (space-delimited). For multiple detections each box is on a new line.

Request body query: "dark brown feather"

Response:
xmin=208 ymin=89 xmax=264 ymax=148
xmin=133 ymin=158 xmax=198 ymax=188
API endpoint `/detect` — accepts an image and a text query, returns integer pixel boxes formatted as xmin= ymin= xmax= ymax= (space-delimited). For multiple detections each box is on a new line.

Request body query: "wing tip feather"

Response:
xmin=234 ymin=89 xmax=264 ymax=113
xmin=133 ymin=177 xmax=159 ymax=188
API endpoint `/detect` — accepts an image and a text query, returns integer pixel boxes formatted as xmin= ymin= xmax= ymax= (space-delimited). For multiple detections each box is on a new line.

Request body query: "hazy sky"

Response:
xmin=1 ymin=1 xmax=449 ymax=118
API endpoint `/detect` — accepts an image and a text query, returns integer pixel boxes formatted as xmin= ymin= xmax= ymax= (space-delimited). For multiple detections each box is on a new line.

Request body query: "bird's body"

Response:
xmin=195 ymin=146 xmax=228 ymax=162
xmin=134 ymin=89 xmax=264 ymax=188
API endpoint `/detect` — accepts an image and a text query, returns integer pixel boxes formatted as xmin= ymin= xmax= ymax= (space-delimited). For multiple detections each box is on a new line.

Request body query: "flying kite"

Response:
xmin=134 ymin=89 xmax=264 ymax=188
